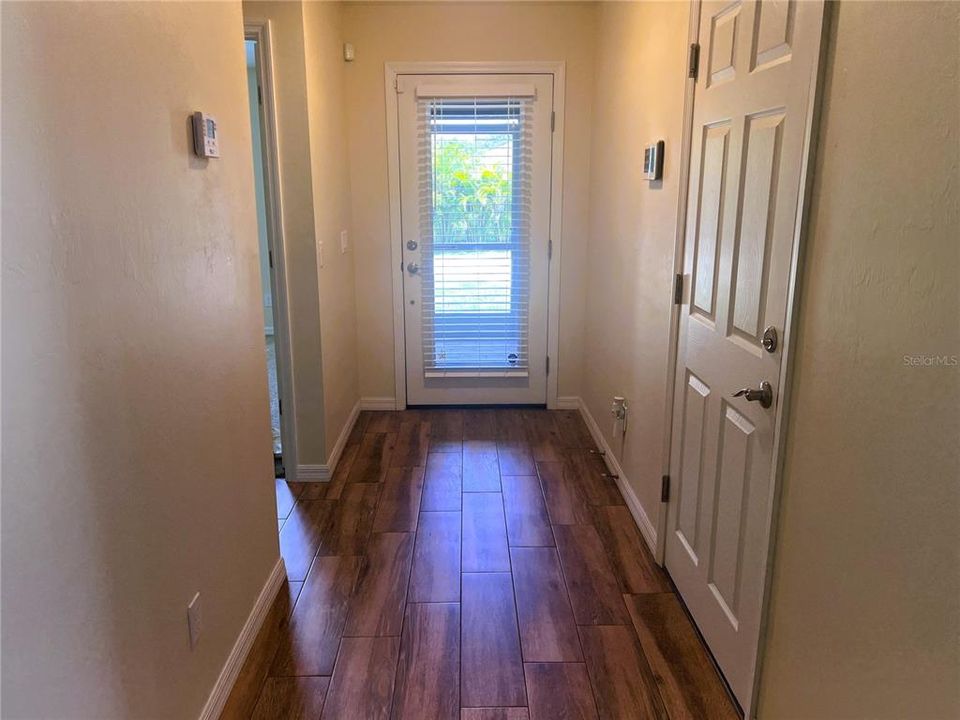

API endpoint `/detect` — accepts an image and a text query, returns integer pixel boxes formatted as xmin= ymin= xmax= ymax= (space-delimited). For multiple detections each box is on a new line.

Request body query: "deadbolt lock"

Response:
xmin=762 ymin=326 xmax=778 ymax=353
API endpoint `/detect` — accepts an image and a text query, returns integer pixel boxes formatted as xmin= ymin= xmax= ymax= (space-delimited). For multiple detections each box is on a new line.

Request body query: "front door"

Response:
xmin=396 ymin=73 xmax=554 ymax=405
xmin=665 ymin=0 xmax=825 ymax=709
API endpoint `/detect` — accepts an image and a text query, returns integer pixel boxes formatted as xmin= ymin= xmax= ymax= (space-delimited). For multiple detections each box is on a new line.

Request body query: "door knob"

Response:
xmin=406 ymin=262 xmax=419 ymax=275
xmin=732 ymin=381 xmax=773 ymax=408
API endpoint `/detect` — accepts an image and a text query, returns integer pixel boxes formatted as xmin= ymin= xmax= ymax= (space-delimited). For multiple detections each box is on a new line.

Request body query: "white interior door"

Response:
xmin=396 ymin=74 xmax=553 ymax=405
xmin=666 ymin=0 xmax=824 ymax=710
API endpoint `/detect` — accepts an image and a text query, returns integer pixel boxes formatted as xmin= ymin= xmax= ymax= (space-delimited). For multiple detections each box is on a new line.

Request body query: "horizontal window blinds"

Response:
xmin=417 ymin=96 xmax=534 ymax=377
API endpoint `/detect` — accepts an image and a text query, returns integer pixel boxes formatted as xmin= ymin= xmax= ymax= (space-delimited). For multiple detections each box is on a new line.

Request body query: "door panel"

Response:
xmin=666 ymin=0 xmax=825 ymax=709
xmin=709 ymin=402 xmax=755 ymax=625
xmin=692 ymin=123 xmax=730 ymax=320
xmin=396 ymin=74 xmax=554 ymax=406
xmin=731 ymin=111 xmax=784 ymax=340
xmin=677 ymin=371 xmax=710 ymax=562
xmin=751 ymin=0 xmax=794 ymax=70
xmin=707 ymin=2 xmax=741 ymax=88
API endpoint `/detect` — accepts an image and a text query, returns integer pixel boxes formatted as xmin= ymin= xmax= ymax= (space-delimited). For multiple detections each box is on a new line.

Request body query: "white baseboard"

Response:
xmin=359 ymin=396 xmax=398 ymax=411
xmin=555 ymin=395 xmax=581 ymax=410
xmin=324 ymin=399 xmax=360 ymax=476
xmin=295 ymin=400 xmax=361 ymax=482
xmin=198 ymin=557 xmax=286 ymax=720
xmin=571 ymin=396 xmax=659 ymax=555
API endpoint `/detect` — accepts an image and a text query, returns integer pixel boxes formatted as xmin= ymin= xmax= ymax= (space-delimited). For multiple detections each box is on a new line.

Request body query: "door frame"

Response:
xmin=385 ymin=61 xmax=566 ymax=410
xmin=245 ymin=20 xmax=299 ymax=480
xmin=657 ymin=3 xmax=832 ymax=717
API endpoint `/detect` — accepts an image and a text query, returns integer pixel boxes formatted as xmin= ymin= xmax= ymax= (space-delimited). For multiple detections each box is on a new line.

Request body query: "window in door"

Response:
xmin=420 ymin=97 xmax=531 ymax=376
xmin=397 ymin=73 xmax=553 ymax=406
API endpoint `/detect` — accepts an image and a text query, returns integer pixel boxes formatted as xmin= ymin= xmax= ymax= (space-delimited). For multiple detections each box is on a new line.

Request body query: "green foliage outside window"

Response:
xmin=432 ymin=136 xmax=513 ymax=245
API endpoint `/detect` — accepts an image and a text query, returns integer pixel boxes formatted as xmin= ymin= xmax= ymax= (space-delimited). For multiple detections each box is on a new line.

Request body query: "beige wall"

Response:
xmin=341 ymin=1 xmax=597 ymax=401
xmin=758 ymin=2 xmax=960 ymax=717
xmin=1 ymin=2 xmax=279 ymax=717
xmin=581 ymin=1 xmax=691 ymax=525
xmin=244 ymin=0 xmax=328 ymax=465
xmin=303 ymin=1 xmax=361 ymax=454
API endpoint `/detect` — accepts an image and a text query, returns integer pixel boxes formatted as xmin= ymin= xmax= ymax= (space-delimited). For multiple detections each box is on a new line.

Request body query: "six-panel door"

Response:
xmin=666 ymin=0 xmax=824 ymax=708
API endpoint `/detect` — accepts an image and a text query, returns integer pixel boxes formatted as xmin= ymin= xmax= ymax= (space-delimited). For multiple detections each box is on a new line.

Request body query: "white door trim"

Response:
xmin=658 ymin=3 xmax=831 ymax=717
xmin=657 ymin=1 xmax=703 ymax=566
xmin=385 ymin=61 xmax=566 ymax=409
xmin=245 ymin=20 xmax=299 ymax=480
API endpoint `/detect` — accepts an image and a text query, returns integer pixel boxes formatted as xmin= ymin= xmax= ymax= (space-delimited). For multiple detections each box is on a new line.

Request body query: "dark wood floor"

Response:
xmin=223 ymin=409 xmax=739 ymax=720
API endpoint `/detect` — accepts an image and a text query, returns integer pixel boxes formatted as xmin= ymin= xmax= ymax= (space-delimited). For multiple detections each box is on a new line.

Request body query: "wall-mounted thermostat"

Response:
xmin=192 ymin=111 xmax=220 ymax=158
xmin=643 ymin=140 xmax=664 ymax=181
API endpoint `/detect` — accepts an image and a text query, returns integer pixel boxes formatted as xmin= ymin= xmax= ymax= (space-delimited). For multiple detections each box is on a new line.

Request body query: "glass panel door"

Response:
xmin=397 ymin=74 xmax=554 ymax=405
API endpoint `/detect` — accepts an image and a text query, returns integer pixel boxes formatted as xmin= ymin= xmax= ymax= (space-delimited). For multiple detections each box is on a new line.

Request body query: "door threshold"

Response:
xmin=405 ymin=403 xmax=547 ymax=410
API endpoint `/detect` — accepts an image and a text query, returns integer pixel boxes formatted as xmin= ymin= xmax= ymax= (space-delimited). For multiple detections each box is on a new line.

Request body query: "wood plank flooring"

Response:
xmin=223 ymin=409 xmax=738 ymax=720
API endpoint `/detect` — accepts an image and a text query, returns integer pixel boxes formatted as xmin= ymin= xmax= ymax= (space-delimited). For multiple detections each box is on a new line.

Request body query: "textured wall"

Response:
xmin=758 ymin=2 xmax=960 ymax=717
xmin=303 ymin=1 xmax=361 ymax=456
xmin=1 ymin=2 xmax=279 ymax=717
xmin=581 ymin=1 xmax=691 ymax=532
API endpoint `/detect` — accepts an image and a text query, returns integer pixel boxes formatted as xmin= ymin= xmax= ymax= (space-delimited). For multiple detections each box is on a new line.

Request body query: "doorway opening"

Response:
xmin=244 ymin=25 xmax=297 ymax=480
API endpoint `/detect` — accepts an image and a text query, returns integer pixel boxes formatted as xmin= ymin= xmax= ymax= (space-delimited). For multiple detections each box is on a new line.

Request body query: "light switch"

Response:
xmin=340 ymin=230 xmax=349 ymax=254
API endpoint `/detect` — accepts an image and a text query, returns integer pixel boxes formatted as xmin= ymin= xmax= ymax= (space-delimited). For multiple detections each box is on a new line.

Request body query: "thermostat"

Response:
xmin=192 ymin=111 xmax=220 ymax=158
xmin=643 ymin=140 xmax=664 ymax=181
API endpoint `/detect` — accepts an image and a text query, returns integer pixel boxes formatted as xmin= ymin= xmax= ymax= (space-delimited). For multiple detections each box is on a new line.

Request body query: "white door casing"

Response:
xmin=665 ymin=0 xmax=826 ymax=711
xmin=395 ymin=73 xmax=554 ymax=406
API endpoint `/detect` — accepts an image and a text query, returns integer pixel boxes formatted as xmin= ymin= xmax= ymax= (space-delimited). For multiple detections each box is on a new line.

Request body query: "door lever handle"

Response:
xmin=732 ymin=381 xmax=773 ymax=409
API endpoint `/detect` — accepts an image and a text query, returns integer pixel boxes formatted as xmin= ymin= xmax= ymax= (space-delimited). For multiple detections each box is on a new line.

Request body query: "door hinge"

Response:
xmin=688 ymin=43 xmax=701 ymax=81
xmin=548 ymin=238 xmax=553 ymax=260
xmin=278 ymin=398 xmax=283 ymax=415
xmin=257 ymin=85 xmax=263 ymax=105
xmin=673 ymin=273 xmax=683 ymax=305
xmin=550 ymin=111 xmax=556 ymax=132
xmin=268 ymin=249 xmax=274 ymax=269
xmin=545 ymin=356 xmax=550 ymax=375
xmin=661 ymin=474 xmax=671 ymax=502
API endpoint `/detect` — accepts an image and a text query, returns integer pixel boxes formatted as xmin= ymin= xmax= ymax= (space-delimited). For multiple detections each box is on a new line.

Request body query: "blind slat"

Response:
xmin=417 ymin=95 xmax=534 ymax=374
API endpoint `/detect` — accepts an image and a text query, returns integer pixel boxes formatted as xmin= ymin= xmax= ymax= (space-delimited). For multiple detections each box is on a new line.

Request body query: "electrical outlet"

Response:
xmin=187 ymin=592 xmax=203 ymax=650
xmin=339 ymin=229 xmax=349 ymax=254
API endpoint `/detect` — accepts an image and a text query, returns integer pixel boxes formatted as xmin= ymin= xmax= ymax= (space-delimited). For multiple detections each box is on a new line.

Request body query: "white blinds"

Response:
xmin=416 ymin=95 xmax=534 ymax=377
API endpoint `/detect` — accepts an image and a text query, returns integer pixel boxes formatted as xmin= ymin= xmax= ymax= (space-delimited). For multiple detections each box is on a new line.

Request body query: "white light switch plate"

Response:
xmin=340 ymin=230 xmax=349 ymax=254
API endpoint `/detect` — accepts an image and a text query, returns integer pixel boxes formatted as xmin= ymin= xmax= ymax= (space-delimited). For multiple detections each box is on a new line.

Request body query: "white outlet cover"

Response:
xmin=187 ymin=592 xmax=203 ymax=650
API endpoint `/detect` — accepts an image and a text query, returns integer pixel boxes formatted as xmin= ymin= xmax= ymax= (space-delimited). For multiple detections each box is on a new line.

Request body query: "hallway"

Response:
xmin=226 ymin=409 xmax=738 ymax=719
